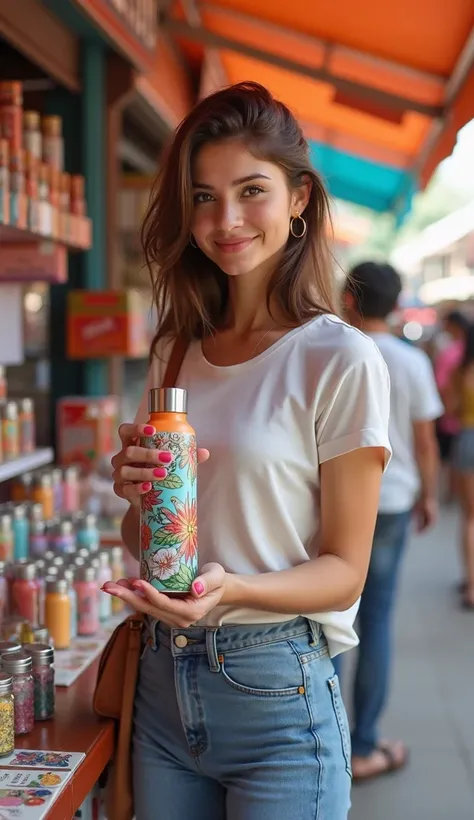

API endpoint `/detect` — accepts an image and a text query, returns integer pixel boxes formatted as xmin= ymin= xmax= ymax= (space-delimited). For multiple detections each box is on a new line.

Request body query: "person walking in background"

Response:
xmin=434 ymin=310 xmax=469 ymax=502
xmin=342 ymin=261 xmax=443 ymax=782
xmin=445 ymin=323 xmax=474 ymax=609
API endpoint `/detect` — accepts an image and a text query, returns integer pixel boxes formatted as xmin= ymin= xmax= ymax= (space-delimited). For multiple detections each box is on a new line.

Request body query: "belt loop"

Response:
xmin=205 ymin=628 xmax=221 ymax=672
xmin=307 ymin=619 xmax=320 ymax=647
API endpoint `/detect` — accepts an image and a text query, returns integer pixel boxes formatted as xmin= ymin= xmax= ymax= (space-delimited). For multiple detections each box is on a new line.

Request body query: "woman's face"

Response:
xmin=190 ymin=139 xmax=308 ymax=280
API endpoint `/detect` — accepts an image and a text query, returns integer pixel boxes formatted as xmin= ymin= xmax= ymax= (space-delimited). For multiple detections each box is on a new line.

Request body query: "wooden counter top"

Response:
xmin=16 ymin=659 xmax=114 ymax=819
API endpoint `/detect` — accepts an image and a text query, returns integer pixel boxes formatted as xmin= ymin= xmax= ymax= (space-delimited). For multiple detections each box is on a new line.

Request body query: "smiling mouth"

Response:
xmin=214 ymin=238 xmax=256 ymax=254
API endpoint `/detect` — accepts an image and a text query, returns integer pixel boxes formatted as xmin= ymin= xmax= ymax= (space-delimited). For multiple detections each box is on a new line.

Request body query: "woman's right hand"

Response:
xmin=111 ymin=423 xmax=173 ymax=504
xmin=111 ymin=423 xmax=210 ymax=504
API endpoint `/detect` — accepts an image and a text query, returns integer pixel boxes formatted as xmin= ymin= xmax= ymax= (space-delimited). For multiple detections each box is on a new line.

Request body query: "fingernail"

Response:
xmin=158 ymin=451 xmax=173 ymax=464
xmin=142 ymin=482 xmax=152 ymax=491
xmin=153 ymin=467 xmax=167 ymax=479
xmin=193 ymin=581 xmax=204 ymax=596
xmin=131 ymin=580 xmax=142 ymax=589
xmin=143 ymin=425 xmax=155 ymax=435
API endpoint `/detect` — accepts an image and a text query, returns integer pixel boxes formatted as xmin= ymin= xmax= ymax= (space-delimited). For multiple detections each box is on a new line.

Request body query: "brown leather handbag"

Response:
xmin=93 ymin=336 xmax=189 ymax=820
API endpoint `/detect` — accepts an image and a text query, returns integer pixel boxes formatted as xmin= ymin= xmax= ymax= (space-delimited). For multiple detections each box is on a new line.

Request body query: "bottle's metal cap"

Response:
xmin=22 ymin=643 xmax=54 ymax=666
xmin=46 ymin=578 xmax=69 ymax=595
xmin=2 ymin=650 xmax=32 ymax=675
xmin=0 ymin=642 xmax=21 ymax=656
xmin=149 ymin=387 xmax=187 ymax=414
xmin=16 ymin=563 xmax=37 ymax=581
xmin=0 ymin=672 xmax=13 ymax=696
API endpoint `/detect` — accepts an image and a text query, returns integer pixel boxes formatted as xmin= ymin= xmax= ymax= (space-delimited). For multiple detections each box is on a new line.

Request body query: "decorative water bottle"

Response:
xmin=140 ymin=387 xmax=197 ymax=596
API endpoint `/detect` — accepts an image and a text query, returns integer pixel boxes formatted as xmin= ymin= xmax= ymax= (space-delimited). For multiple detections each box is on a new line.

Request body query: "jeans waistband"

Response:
xmin=146 ymin=617 xmax=322 ymax=673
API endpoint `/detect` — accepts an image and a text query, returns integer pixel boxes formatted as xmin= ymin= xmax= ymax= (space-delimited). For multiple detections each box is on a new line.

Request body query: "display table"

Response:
xmin=15 ymin=659 xmax=114 ymax=819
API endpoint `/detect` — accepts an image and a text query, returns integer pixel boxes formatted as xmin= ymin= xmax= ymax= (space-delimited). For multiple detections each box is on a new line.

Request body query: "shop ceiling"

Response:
xmin=160 ymin=0 xmax=474 ymax=219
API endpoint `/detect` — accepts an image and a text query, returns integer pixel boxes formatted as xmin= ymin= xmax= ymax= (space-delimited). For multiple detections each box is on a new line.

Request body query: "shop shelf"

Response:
xmin=0 ymin=212 xmax=92 ymax=252
xmin=0 ymin=447 xmax=54 ymax=482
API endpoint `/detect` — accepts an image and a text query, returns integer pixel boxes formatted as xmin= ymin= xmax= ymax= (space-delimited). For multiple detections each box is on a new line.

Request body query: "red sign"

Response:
xmin=73 ymin=0 xmax=157 ymax=71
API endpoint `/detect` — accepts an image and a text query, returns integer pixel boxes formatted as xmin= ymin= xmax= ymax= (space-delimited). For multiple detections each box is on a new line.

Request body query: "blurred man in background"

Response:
xmin=341 ymin=261 xmax=443 ymax=781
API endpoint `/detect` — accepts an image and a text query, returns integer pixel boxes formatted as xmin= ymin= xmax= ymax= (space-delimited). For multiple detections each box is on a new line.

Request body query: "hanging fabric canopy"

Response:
xmin=160 ymin=0 xmax=474 ymax=218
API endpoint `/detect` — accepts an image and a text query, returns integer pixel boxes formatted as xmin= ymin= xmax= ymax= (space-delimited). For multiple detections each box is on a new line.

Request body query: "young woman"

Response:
xmin=447 ymin=322 xmax=474 ymax=608
xmin=105 ymin=82 xmax=391 ymax=820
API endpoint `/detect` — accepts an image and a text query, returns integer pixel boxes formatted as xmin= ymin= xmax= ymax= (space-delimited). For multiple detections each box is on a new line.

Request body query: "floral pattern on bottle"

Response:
xmin=140 ymin=432 xmax=197 ymax=593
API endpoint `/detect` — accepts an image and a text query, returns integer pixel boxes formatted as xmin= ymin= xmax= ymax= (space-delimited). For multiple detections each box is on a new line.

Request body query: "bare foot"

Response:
xmin=352 ymin=740 xmax=408 ymax=782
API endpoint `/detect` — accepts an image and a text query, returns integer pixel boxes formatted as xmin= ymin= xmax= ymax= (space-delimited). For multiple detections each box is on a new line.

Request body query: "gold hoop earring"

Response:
xmin=189 ymin=235 xmax=198 ymax=248
xmin=290 ymin=214 xmax=307 ymax=238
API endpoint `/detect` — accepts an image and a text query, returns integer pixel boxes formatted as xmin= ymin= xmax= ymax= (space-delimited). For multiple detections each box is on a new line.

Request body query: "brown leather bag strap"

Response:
xmin=162 ymin=336 xmax=189 ymax=388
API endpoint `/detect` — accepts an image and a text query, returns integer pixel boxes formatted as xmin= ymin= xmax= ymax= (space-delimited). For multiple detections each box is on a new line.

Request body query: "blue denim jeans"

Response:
xmin=335 ymin=511 xmax=411 ymax=757
xmin=133 ymin=617 xmax=352 ymax=820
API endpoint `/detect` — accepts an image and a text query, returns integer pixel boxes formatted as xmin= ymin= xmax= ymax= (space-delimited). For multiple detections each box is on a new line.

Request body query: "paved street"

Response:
xmin=342 ymin=505 xmax=474 ymax=820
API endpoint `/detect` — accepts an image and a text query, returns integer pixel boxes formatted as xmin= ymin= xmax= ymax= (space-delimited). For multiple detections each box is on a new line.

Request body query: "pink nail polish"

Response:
xmin=142 ymin=482 xmax=152 ymax=492
xmin=153 ymin=467 xmax=167 ymax=479
xmin=158 ymin=451 xmax=173 ymax=464
xmin=193 ymin=581 xmax=204 ymax=596
xmin=143 ymin=425 xmax=155 ymax=435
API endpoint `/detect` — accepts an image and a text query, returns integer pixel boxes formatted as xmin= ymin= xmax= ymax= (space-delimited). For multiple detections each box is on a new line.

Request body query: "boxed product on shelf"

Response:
xmin=67 ymin=289 xmax=149 ymax=359
xmin=57 ymin=396 xmax=119 ymax=471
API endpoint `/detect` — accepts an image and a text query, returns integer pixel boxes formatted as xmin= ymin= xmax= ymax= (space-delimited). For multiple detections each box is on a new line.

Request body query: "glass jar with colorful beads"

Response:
xmin=1 ymin=650 xmax=34 ymax=734
xmin=22 ymin=643 xmax=54 ymax=720
xmin=0 ymin=672 xmax=14 ymax=757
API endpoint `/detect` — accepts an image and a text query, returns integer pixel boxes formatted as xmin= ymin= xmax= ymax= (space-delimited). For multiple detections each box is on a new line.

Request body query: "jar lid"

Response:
xmin=46 ymin=578 xmax=68 ymax=595
xmin=51 ymin=556 xmax=65 ymax=567
xmin=72 ymin=556 xmax=86 ymax=568
xmin=98 ymin=551 xmax=110 ymax=567
xmin=0 ymin=641 xmax=21 ymax=655
xmin=0 ymin=514 xmax=12 ymax=529
xmin=51 ymin=468 xmax=62 ymax=483
xmin=19 ymin=398 xmax=33 ymax=413
xmin=3 ymin=401 xmax=18 ymax=420
xmin=0 ymin=672 xmax=13 ymax=696
xmin=60 ymin=568 xmax=75 ymax=583
xmin=12 ymin=505 xmax=26 ymax=520
xmin=89 ymin=557 xmax=100 ymax=569
xmin=2 ymin=650 xmax=32 ymax=674
xmin=31 ymin=520 xmax=46 ymax=535
xmin=59 ymin=520 xmax=74 ymax=536
xmin=111 ymin=546 xmax=123 ymax=560
xmin=0 ymin=561 xmax=5 ymax=576
xmin=28 ymin=503 xmax=44 ymax=521
xmin=22 ymin=643 xmax=54 ymax=665
xmin=15 ymin=563 xmax=36 ymax=581
xmin=75 ymin=565 xmax=96 ymax=583
xmin=79 ymin=514 xmax=97 ymax=529
xmin=77 ymin=548 xmax=91 ymax=560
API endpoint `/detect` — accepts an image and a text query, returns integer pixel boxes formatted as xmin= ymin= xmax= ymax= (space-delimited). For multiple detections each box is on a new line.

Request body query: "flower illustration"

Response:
xmin=141 ymin=523 xmax=152 ymax=551
xmin=160 ymin=496 xmax=197 ymax=563
xmin=151 ymin=547 xmax=181 ymax=580
xmin=178 ymin=437 xmax=197 ymax=481
xmin=141 ymin=489 xmax=163 ymax=512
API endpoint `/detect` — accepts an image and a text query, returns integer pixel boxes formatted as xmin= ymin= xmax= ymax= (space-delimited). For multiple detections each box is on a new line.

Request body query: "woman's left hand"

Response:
xmin=102 ymin=562 xmax=227 ymax=628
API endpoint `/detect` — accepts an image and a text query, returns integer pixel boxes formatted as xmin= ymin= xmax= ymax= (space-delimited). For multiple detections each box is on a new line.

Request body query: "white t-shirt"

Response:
xmin=135 ymin=314 xmax=391 ymax=656
xmin=366 ymin=333 xmax=443 ymax=514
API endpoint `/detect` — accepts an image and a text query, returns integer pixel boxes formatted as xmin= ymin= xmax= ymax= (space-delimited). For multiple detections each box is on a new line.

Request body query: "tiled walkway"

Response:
xmin=345 ymin=506 xmax=474 ymax=820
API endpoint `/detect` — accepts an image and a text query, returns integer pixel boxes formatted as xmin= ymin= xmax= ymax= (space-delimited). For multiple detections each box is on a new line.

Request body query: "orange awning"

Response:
xmin=160 ymin=1 xmax=474 ymax=216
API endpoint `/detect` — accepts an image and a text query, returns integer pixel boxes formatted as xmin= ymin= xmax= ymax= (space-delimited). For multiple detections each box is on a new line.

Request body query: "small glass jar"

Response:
xmin=62 ymin=467 xmax=80 ymax=514
xmin=11 ymin=563 xmax=39 ymax=627
xmin=32 ymin=473 xmax=54 ymax=521
xmin=45 ymin=578 xmax=70 ymax=649
xmin=22 ymin=643 xmax=54 ymax=720
xmin=11 ymin=504 xmax=29 ymax=562
xmin=0 ymin=672 xmax=14 ymax=756
xmin=74 ymin=565 xmax=99 ymax=636
xmin=60 ymin=568 xmax=77 ymax=639
xmin=51 ymin=468 xmax=63 ymax=515
xmin=1 ymin=402 xmax=19 ymax=460
xmin=30 ymin=519 xmax=48 ymax=558
xmin=18 ymin=398 xmax=35 ymax=454
xmin=0 ymin=641 xmax=21 ymax=657
xmin=76 ymin=514 xmax=100 ymax=552
xmin=1 ymin=650 xmax=34 ymax=735
xmin=0 ymin=514 xmax=13 ymax=563
xmin=50 ymin=520 xmax=75 ymax=554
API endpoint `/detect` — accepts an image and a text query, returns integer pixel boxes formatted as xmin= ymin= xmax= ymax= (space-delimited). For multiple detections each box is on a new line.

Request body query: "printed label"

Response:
xmin=140 ymin=432 xmax=197 ymax=593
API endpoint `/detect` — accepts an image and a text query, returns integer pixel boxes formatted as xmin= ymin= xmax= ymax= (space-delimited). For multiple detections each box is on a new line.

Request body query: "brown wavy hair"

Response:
xmin=142 ymin=82 xmax=338 ymax=358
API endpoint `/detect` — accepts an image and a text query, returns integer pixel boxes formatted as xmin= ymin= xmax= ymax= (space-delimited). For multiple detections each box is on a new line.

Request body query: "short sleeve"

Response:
xmin=410 ymin=352 xmax=444 ymax=422
xmin=316 ymin=350 xmax=392 ymax=468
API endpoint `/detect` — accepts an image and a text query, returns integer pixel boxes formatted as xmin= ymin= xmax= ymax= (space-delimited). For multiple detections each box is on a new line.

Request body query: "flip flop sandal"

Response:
xmin=352 ymin=743 xmax=409 ymax=784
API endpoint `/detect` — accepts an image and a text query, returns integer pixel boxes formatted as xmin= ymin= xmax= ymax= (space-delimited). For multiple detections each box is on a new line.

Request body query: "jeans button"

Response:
xmin=174 ymin=635 xmax=188 ymax=648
